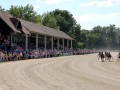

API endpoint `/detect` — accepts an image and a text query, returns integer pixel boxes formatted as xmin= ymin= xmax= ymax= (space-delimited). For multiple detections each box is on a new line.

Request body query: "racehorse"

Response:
xmin=117 ymin=52 xmax=120 ymax=61
xmin=97 ymin=52 xmax=104 ymax=62
xmin=104 ymin=52 xmax=108 ymax=60
xmin=104 ymin=52 xmax=113 ymax=62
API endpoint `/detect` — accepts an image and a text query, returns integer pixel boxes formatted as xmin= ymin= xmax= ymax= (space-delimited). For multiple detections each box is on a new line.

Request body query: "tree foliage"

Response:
xmin=8 ymin=4 xmax=42 ymax=24
xmin=42 ymin=12 xmax=59 ymax=29
xmin=42 ymin=9 xmax=77 ymax=33
xmin=80 ymin=25 xmax=120 ymax=49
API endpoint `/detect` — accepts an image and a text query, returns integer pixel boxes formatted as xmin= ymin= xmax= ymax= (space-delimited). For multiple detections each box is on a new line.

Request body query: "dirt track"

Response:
xmin=0 ymin=52 xmax=120 ymax=90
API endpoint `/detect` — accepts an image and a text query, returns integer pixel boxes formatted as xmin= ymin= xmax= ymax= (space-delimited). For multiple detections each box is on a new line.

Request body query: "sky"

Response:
xmin=0 ymin=0 xmax=120 ymax=30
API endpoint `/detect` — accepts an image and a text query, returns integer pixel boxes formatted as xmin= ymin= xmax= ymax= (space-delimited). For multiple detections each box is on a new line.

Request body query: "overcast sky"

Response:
xmin=0 ymin=0 xmax=120 ymax=30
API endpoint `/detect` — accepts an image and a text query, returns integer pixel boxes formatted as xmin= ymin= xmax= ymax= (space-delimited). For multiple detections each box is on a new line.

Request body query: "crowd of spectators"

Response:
xmin=0 ymin=38 xmax=96 ymax=62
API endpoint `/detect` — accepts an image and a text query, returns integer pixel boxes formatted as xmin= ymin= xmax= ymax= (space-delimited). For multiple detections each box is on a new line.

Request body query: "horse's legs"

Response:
xmin=111 ymin=57 xmax=113 ymax=62
xmin=109 ymin=57 xmax=113 ymax=62
xmin=105 ymin=56 xmax=107 ymax=61
xmin=116 ymin=58 xmax=120 ymax=61
xmin=101 ymin=58 xmax=104 ymax=62
xmin=118 ymin=58 xmax=120 ymax=61
xmin=97 ymin=55 xmax=100 ymax=61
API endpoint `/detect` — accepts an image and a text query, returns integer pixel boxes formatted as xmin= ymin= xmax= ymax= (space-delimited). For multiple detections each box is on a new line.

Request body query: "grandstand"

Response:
xmin=0 ymin=12 xmax=95 ymax=62
xmin=0 ymin=11 xmax=73 ymax=51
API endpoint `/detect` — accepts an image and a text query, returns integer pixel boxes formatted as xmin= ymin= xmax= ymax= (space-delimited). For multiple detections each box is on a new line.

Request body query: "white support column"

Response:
xmin=63 ymin=39 xmax=64 ymax=50
xmin=71 ymin=40 xmax=72 ymax=49
xmin=44 ymin=36 xmax=47 ymax=50
xmin=51 ymin=37 xmax=53 ymax=51
xmin=36 ymin=34 xmax=38 ymax=50
xmin=57 ymin=38 xmax=59 ymax=50
xmin=25 ymin=34 xmax=28 ymax=50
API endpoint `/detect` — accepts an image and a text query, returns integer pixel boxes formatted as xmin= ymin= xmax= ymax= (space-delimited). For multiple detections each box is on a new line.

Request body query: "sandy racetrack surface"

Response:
xmin=0 ymin=52 xmax=120 ymax=90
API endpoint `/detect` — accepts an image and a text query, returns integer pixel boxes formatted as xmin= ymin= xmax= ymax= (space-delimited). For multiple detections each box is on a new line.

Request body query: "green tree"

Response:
xmin=80 ymin=30 xmax=90 ymax=48
xmin=70 ymin=24 xmax=81 ymax=48
xmin=8 ymin=4 xmax=42 ymax=24
xmin=42 ymin=12 xmax=59 ymax=29
xmin=42 ymin=9 xmax=76 ymax=34
xmin=86 ymin=24 xmax=120 ymax=49
xmin=53 ymin=9 xmax=76 ymax=34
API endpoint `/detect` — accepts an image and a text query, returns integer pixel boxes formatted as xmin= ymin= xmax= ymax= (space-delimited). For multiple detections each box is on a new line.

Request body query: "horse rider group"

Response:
xmin=97 ymin=51 xmax=120 ymax=62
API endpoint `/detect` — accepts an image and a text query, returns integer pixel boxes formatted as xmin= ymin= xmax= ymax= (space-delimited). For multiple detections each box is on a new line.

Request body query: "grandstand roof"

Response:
xmin=0 ymin=12 xmax=73 ymax=40
xmin=20 ymin=19 xmax=73 ymax=40
xmin=0 ymin=12 xmax=30 ymax=34
xmin=0 ymin=12 xmax=20 ymax=33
